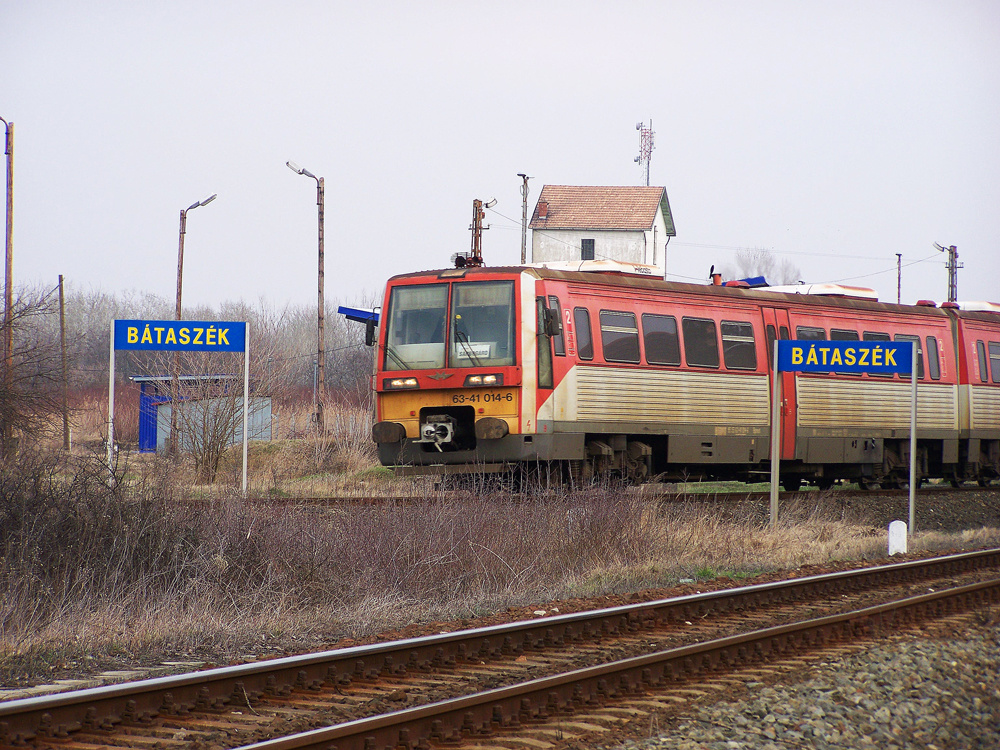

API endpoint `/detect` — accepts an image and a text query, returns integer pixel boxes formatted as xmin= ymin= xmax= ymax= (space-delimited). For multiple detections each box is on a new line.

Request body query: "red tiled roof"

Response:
xmin=529 ymin=185 xmax=666 ymax=230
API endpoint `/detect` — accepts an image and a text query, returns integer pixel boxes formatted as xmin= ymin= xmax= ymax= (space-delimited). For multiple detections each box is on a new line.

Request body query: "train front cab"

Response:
xmin=370 ymin=267 xmax=575 ymax=474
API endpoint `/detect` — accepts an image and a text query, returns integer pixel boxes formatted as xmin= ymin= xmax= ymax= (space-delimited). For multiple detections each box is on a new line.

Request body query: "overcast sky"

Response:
xmin=4 ymin=1 xmax=998 ymax=311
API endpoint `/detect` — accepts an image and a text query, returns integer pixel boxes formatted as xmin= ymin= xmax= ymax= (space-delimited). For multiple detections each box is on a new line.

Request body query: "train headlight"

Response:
xmin=464 ymin=373 xmax=503 ymax=387
xmin=384 ymin=377 xmax=419 ymax=390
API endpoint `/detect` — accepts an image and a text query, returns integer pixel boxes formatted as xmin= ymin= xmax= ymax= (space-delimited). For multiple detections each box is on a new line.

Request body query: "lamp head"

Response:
xmin=287 ymin=160 xmax=317 ymax=179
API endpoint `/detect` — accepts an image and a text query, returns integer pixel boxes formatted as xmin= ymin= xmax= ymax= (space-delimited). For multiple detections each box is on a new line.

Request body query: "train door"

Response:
xmin=762 ymin=307 xmax=797 ymax=460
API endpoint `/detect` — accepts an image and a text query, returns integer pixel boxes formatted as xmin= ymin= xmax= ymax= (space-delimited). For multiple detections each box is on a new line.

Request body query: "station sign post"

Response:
xmin=108 ymin=320 xmax=250 ymax=494
xmin=770 ymin=339 xmax=916 ymax=532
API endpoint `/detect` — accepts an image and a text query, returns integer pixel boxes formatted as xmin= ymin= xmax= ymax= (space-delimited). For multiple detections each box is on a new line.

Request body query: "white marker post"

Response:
xmin=769 ymin=340 xmax=781 ymax=528
xmin=908 ymin=342 xmax=917 ymax=535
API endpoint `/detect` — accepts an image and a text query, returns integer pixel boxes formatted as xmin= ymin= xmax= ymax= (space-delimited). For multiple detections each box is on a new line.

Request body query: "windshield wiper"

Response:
xmin=383 ymin=343 xmax=413 ymax=371
xmin=454 ymin=328 xmax=484 ymax=367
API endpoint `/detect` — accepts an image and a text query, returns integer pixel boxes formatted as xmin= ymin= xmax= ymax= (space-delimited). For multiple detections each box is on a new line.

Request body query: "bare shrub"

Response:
xmin=4 ymin=459 xmax=998 ymax=683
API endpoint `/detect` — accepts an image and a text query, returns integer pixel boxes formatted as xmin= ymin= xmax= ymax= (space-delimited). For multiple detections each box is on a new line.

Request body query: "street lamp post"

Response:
xmin=517 ymin=173 xmax=531 ymax=265
xmin=170 ymin=193 xmax=216 ymax=456
xmin=176 ymin=194 xmax=217 ymax=320
xmin=286 ymin=161 xmax=325 ymax=433
xmin=0 ymin=116 xmax=12 ymax=459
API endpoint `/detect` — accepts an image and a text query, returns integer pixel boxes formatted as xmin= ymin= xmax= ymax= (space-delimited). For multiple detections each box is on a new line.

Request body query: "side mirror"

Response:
xmin=544 ymin=308 xmax=562 ymax=337
xmin=365 ymin=318 xmax=377 ymax=347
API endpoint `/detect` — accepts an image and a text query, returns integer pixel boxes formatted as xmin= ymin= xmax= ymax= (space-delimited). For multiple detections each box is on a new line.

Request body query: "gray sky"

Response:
xmin=4 ymin=0 xmax=999 ymax=310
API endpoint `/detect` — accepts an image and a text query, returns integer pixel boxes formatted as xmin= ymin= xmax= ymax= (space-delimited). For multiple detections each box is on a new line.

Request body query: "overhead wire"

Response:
xmin=485 ymin=206 xmax=948 ymax=287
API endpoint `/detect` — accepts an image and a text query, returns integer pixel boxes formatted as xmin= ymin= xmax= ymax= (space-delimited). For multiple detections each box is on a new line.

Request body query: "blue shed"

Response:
xmin=131 ymin=375 xmax=271 ymax=453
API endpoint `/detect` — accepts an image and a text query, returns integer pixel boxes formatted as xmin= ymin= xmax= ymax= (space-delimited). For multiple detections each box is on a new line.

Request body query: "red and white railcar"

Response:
xmin=370 ymin=263 xmax=1000 ymax=487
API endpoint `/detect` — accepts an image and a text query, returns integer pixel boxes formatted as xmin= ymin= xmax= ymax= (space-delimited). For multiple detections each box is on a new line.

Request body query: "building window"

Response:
xmin=581 ymin=239 xmax=595 ymax=261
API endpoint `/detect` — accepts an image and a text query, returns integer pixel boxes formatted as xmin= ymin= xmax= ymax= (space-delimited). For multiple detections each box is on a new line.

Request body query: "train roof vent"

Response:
xmin=940 ymin=301 xmax=960 ymax=309
xmin=763 ymin=283 xmax=879 ymax=300
xmin=916 ymin=299 xmax=937 ymax=307
xmin=723 ymin=280 xmax=750 ymax=288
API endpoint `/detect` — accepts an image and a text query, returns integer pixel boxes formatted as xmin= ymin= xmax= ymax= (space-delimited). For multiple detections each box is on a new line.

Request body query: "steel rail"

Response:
xmin=238 ymin=578 xmax=1000 ymax=750
xmin=265 ymin=484 xmax=993 ymax=505
xmin=1 ymin=548 xmax=998 ymax=745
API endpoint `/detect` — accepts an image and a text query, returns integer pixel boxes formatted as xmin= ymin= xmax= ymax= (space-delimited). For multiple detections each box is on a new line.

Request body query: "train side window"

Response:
xmin=894 ymin=334 xmax=925 ymax=379
xmin=864 ymin=331 xmax=892 ymax=377
xmin=831 ymin=329 xmax=859 ymax=341
xmin=765 ymin=324 xmax=777 ymax=356
xmin=682 ymin=317 xmax=720 ymax=368
xmin=831 ymin=329 xmax=861 ymax=376
xmin=721 ymin=321 xmax=756 ymax=370
xmin=795 ymin=326 xmax=826 ymax=340
xmin=548 ymin=296 xmax=565 ymax=356
xmin=926 ymin=336 xmax=940 ymax=380
xmin=600 ymin=310 xmax=640 ymax=363
xmin=863 ymin=331 xmax=890 ymax=341
xmin=642 ymin=313 xmax=680 ymax=366
xmin=990 ymin=342 xmax=1000 ymax=384
xmin=574 ymin=307 xmax=594 ymax=361
xmin=977 ymin=341 xmax=988 ymax=382
xmin=536 ymin=298 xmax=554 ymax=388
xmin=779 ymin=325 xmax=790 ymax=340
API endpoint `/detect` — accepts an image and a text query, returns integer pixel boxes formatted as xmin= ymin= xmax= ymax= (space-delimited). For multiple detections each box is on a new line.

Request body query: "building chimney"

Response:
xmin=538 ymin=201 xmax=548 ymax=219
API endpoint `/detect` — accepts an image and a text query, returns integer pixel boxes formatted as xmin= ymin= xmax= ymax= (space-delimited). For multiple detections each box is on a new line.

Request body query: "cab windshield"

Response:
xmin=384 ymin=280 xmax=515 ymax=371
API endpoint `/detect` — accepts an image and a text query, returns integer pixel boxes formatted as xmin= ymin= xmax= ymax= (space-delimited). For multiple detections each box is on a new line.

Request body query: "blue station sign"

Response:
xmin=114 ymin=320 xmax=247 ymax=352
xmin=776 ymin=340 xmax=913 ymax=375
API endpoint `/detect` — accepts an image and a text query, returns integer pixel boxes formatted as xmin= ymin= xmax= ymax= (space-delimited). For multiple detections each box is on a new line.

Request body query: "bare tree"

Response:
xmin=142 ymin=304 xmax=300 ymax=484
xmin=0 ymin=286 xmax=64 ymax=455
xmin=723 ymin=247 xmax=802 ymax=286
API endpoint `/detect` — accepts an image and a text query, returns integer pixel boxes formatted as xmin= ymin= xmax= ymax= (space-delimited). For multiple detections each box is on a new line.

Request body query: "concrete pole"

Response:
xmin=518 ymin=173 xmax=530 ymax=265
xmin=316 ymin=177 xmax=325 ymax=435
xmin=1 ymin=118 xmax=12 ymax=459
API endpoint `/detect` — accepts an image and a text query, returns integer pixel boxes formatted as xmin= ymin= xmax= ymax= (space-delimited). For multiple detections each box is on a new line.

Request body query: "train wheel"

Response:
xmin=817 ymin=477 xmax=835 ymax=491
xmin=781 ymin=477 xmax=802 ymax=492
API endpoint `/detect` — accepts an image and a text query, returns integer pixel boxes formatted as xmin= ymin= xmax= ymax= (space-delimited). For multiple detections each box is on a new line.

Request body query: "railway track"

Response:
xmin=261 ymin=483 xmax=996 ymax=506
xmin=2 ymin=549 xmax=999 ymax=749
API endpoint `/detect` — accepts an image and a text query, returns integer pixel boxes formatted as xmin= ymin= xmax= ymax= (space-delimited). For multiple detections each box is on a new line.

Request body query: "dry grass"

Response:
xmin=3 ymin=451 xmax=997 ymax=686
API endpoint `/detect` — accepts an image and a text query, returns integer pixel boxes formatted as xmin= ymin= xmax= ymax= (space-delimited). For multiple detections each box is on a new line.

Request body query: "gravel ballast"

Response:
xmin=620 ymin=614 xmax=1000 ymax=750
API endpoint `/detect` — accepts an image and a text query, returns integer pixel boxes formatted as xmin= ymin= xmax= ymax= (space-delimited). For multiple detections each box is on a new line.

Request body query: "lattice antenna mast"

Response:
xmin=634 ymin=120 xmax=655 ymax=186
xmin=934 ymin=243 xmax=962 ymax=303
